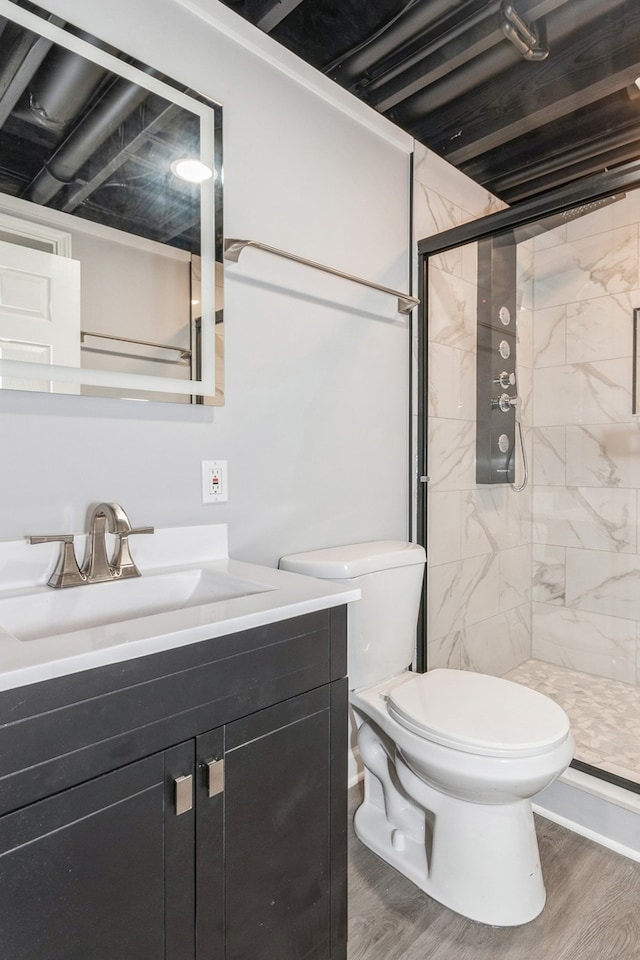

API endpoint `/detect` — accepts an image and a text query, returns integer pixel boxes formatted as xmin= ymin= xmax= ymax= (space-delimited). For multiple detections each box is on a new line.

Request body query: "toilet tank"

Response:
xmin=279 ymin=541 xmax=426 ymax=690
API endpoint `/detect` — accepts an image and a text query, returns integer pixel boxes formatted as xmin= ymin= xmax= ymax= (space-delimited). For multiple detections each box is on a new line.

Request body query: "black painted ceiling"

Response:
xmin=0 ymin=1 xmax=206 ymax=252
xmin=219 ymin=0 xmax=640 ymax=204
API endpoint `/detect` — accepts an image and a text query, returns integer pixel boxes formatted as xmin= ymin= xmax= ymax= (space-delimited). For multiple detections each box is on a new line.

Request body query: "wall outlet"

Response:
xmin=202 ymin=460 xmax=228 ymax=503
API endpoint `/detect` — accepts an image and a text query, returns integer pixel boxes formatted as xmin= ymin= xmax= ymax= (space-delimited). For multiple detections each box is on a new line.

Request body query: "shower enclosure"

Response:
xmin=417 ymin=161 xmax=640 ymax=791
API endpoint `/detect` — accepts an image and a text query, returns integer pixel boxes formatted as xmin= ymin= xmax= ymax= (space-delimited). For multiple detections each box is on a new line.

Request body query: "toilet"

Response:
xmin=279 ymin=540 xmax=574 ymax=927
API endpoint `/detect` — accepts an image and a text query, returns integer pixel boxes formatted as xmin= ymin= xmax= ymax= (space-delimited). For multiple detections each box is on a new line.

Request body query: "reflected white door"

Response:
xmin=0 ymin=239 xmax=81 ymax=392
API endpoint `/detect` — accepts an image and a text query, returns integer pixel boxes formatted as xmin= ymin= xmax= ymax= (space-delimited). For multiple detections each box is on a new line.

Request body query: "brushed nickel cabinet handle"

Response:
xmin=174 ymin=774 xmax=193 ymax=815
xmin=206 ymin=759 xmax=224 ymax=798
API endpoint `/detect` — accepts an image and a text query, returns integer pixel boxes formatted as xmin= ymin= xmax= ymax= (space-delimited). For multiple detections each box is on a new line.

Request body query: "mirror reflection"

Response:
xmin=0 ymin=0 xmax=223 ymax=403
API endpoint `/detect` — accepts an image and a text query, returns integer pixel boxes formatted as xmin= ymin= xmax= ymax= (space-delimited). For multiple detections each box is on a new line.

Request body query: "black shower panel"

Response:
xmin=476 ymin=235 xmax=517 ymax=484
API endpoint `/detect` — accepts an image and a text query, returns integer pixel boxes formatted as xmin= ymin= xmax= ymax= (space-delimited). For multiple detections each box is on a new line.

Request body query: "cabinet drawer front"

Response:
xmin=0 ymin=609 xmax=346 ymax=814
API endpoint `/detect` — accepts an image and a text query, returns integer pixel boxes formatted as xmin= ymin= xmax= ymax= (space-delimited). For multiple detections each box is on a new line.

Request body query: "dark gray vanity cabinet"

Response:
xmin=0 ymin=607 xmax=348 ymax=960
xmin=0 ymin=744 xmax=194 ymax=960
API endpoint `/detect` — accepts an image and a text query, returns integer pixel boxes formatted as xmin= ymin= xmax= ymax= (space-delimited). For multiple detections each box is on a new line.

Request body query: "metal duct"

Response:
xmin=389 ymin=0 xmax=628 ymax=126
xmin=60 ymin=100 xmax=183 ymax=214
xmin=489 ymin=124 xmax=640 ymax=196
xmin=363 ymin=0 xmax=504 ymax=110
xmin=326 ymin=0 xmax=462 ymax=89
xmin=25 ymin=72 xmax=153 ymax=206
xmin=0 ymin=17 xmax=61 ymax=131
xmin=0 ymin=37 xmax=52 ymax=129
xmin=497 ymin=141 xmax=640 ymax=201
xmin=27 ymin=36 xmax=113 ymax=131
xmin=363 ymin=0 xmax=566 ymax=112
xmin=0 ymin=23 xmax=110 ymax=136
xmin=460 ymin=89 xmax=637 ymax=182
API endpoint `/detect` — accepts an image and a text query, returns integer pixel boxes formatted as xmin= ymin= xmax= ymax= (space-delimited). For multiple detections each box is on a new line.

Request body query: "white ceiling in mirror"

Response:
xmin=0 ymin=0 xmax=223 ymax=403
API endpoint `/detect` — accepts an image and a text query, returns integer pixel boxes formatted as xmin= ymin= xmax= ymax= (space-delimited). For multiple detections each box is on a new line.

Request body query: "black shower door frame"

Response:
xmin=414 ymin=155 xmax=640 ymax=673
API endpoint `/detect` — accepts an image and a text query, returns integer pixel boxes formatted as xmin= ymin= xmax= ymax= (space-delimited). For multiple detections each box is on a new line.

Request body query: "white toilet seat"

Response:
xmin=387 ymin=668 xmax=571 ymax=759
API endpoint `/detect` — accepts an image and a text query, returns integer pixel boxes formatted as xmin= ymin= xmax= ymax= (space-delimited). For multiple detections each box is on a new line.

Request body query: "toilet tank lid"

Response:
xmin=279 ymin=540 xmax=426 ymax=579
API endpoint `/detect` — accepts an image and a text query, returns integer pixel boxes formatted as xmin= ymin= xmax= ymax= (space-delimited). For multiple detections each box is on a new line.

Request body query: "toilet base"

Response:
xmin=355 ymin=722 xmax=547 ymax=926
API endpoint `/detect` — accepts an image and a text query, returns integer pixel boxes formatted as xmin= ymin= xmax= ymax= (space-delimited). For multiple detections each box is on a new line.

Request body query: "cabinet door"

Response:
xmin=0 ymin=743 xmax=195 ymax=960
xmin=223 ymin=686 xmax=338 ymax=960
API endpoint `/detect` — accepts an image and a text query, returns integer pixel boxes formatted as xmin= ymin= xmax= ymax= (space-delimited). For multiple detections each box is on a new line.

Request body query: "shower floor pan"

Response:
xmin=506 ymin=659 xmax=640 ymax=786
xmin=506 ymin=658 xmax=640 ymax=863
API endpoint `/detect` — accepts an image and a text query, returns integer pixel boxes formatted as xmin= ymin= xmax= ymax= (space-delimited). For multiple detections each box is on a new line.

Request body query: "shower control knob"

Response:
xmin=494 ymin=371 xmax=516 ymax=389
xmin=491 ymin=393 xmax=517 ymax=413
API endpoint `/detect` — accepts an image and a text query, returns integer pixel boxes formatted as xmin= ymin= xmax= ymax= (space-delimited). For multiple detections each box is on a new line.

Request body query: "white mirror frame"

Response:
xmin=0 ymin=0 xmax=218 ymax=399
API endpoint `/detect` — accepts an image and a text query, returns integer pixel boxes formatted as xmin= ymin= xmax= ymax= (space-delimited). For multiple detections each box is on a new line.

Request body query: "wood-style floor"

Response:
xmin=347 ymin=785 xmax=640 ymax=960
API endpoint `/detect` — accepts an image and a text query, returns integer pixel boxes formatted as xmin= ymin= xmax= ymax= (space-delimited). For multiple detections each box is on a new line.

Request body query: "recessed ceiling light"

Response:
xmin=170 ymin=158 xmax=214 ymax=184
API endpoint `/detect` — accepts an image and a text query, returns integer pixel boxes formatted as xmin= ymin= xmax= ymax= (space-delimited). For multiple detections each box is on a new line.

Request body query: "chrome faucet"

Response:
xmin=28 ymin=503 xmax=154 ymax=588
xmin=82 ymin=502 xmax=154 ymax=583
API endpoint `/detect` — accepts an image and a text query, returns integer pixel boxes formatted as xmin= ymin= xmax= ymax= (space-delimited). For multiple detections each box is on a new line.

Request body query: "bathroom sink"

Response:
xmin=0 ymin=567 xmax=274 ymax=642
xmin=0 ymin=523 xmax=361 ymax=692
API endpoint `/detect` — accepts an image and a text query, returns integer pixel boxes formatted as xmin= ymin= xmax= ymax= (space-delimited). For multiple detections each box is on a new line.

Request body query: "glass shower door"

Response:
xmin=421 ymin=186 xmax=640 ymax=786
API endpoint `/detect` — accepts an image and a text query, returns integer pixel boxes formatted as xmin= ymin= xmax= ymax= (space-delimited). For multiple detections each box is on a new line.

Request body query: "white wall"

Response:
xmin=0 ymin=0 xmax=412 ymax=566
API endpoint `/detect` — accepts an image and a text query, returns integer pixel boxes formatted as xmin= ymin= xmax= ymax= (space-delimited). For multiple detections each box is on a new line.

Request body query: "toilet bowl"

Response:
xmin=352 ymin=670 xmax=573 ymax=926
xmin=279 ymin=541 xmax=574 ymax=927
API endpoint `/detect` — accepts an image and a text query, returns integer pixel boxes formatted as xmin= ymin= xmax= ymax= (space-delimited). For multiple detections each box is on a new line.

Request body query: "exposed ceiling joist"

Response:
xmin=354 ymin=0 xmax=567 ymax=112
xmin=219 ymin=0 xmax=640 ymax=204
xmin=254 ymin=0 xmax=304 ymax=32
xmin=420 ymin=0 xmax=640 ymax=166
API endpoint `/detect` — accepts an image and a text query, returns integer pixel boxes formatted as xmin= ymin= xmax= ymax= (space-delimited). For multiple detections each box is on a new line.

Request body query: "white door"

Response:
xmin=0 ymin=239 xmax=81 ymax=392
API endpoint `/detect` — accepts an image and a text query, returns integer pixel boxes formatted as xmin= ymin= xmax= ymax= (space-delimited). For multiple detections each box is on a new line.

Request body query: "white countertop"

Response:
xmin=0 ymin=524 xmax=359 ymax=692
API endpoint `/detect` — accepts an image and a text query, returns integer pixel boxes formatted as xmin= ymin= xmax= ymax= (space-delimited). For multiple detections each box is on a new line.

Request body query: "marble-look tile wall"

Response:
xmin=415 ymin=154 xmax=640 ymax=686
xmin=413 ymin=144 xmax=533 ymax=677
xmin=530 ymin=188 xmax=640 ymax=686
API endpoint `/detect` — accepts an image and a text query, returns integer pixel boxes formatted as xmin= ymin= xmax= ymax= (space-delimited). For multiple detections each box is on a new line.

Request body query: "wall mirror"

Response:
xmin=0 ymin=0 xmax=223 ymax=404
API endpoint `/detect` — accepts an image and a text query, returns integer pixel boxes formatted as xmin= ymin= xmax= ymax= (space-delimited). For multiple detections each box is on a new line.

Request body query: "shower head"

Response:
xmin=516 ymin=193 xmax=626 ymax=241
xmin=553 ymin=196 xmax=625 ymax=223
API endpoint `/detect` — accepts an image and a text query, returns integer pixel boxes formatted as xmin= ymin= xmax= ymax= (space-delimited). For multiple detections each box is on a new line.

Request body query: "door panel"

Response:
xmin=0 ymin=238 xmax=81 ymax=391
xmin=0 ymin=754 xmax=167 ymax=960
xmin=225 ymin=689 xmax=332 ymax=960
